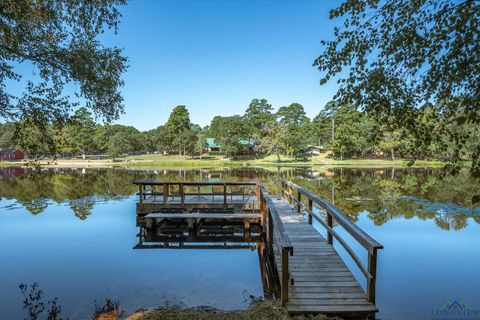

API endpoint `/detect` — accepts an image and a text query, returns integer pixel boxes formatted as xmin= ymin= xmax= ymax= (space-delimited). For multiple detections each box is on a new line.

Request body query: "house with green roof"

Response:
xmin=205 ymin=138 xmax=254 ymax=153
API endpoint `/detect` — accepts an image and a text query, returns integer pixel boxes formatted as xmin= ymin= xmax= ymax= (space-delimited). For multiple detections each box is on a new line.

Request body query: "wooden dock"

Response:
xmin=133 ymin=179 xmax=383 ymax=319
xmin=272 ymin=197 xmax=377 ymax=316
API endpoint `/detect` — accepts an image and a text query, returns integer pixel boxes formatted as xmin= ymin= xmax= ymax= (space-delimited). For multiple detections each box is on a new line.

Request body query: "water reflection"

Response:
xmin=134 ymin=202 xmax=279 ymax=300
xmin=287 ymin=167 xmax=479 ymax=231
xmin=1 ymin=166 xmax=478 ymax=230
xmin=1 ymin=166 xmax=479 ymax=320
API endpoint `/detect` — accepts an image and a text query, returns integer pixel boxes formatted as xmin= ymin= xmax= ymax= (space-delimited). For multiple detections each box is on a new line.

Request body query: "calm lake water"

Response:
xmin=0 ymin=166 xmax=479 ymax=320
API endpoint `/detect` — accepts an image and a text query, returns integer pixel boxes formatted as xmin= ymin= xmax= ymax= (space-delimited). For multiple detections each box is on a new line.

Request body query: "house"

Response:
xmin=305 ymin=145 xmax=324 ymax=155
xmin=205 ymin=138 xmax=221 ymax=152
xmin=0 ymin=148 xmax=25 ymax=161
xmin=205 ymin=138 xmax=255 ymax=153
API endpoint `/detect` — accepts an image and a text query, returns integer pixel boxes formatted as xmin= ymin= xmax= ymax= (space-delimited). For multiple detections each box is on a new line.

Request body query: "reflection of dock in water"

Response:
xmin=133 ymin=180 xmax=383 ymax=319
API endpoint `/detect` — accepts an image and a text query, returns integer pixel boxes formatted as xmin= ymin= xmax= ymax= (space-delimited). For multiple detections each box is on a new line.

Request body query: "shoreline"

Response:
xmin=0 ymin=156 xmax=468 ymax=170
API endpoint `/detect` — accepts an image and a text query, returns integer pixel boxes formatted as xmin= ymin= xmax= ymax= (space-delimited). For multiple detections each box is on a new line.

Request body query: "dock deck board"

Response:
xmin=271 ymin=197 xmax=376 ymax=316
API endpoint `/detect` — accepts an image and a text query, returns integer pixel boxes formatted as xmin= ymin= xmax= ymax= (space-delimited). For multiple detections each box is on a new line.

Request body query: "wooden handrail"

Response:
xmin=135 ymin=181 xmax=258 ymax=209
xmin=282 ymin=179 xmax=383 ymax=251
xmin=260 ymin=185 xmax=293 ymax=251
xmin=259 ymin=183 xmax=293 ymax=306
xmin=281 ymin=179 xmax=383 ymax=304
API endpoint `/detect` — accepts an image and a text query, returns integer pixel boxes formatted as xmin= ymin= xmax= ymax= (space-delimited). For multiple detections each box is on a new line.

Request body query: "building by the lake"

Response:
xmin=205 ymin=138 xmax=255 ymax=153
xmin=0 ymin=148 xmax=25 ymax=161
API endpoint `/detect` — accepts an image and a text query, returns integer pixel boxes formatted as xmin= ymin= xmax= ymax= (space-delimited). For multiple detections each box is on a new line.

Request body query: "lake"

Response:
xmin=0 ymin=166 xmax=479 ymax=320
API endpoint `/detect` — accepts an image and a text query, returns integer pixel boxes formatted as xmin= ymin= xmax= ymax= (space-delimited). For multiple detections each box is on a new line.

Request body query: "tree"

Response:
xmin=314 ymin=0 xmax=480 ymax=173
xmin=282 ymin=124 xmax=310 ymax=159
xmin=106 ymin=131 xmax=129 ymax=159
xmin=1 ymin=0 xmax=128 ymax=123
xmin=66 ymin=107 xmax=97 ymax=159
xmin=165 ymin=105 xmax=192 ymax=155
xmin=148 ymin=125 xmax=168 ymax=153
xmin=14 ymin=117 xmax=53 ymax=156
xmin=0 ymin=122 xmax=15 ymax=148
xmin=211 ymin=116 xmax=249 ymax=157
xmin=276 ymin=103 xmax=309 ymax=126
xmin=243 ymin=99 xmax=274 ymax=137
xmin=140 ymin=130 xmax=156 ymax=153
xmin=96 ymin=124 xmax=142 ymax=158
xmin=331 ymin=105 xmax=373 ymax=159
xmin=194 ymin=133 xmax=207 ymax=159
xmin=311 ymin=112 xmax=334 ymax=149
xmin=275 ymin=103 xmax=311 ymax=159
xmin=378 ymin=128 xmax=403 ymax=161
xmin=257 ymin=121 xmax=287 ymax=162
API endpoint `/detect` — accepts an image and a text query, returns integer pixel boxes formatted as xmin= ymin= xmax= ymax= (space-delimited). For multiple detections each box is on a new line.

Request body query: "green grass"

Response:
xmin=121 ymin=154 xmax=236 ymax=168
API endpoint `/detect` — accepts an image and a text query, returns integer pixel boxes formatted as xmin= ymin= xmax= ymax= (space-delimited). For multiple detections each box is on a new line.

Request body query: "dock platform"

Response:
xmin=133 ymin=178 xmax=383 ymax=319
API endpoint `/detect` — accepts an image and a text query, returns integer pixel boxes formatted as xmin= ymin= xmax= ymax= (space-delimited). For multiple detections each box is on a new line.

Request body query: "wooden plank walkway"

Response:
xmin=271 ymin=197 xmax=377 ymax=316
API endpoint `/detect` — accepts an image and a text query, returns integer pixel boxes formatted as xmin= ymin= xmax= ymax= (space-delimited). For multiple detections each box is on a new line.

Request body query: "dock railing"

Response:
xmin=258 ymin=184 xmax=293 ymax=306
xmin=281 ymin=179 xmax=383 ymax=304
xmin=134 ymin=180 xmax=257 ymax=208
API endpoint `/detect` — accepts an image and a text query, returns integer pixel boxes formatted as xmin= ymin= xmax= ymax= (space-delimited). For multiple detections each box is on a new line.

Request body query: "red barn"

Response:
xmin=0 ymin=149 xmax=25 ymax=160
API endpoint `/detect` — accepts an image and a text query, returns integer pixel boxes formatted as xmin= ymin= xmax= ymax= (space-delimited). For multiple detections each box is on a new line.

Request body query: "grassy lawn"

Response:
xmin=122 ymin=154 xmax=236 ymax=167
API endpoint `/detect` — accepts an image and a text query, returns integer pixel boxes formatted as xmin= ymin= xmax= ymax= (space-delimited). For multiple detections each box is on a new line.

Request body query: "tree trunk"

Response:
xmin=275 ymin=145 xmax=280 ymax=163
xmin=82 ymin=150 xmax=86 ymax=160
xmin=391 ymin=148 xmax=395 ymax=161
xmin=331 ymin=118 xmax=335 ymax=158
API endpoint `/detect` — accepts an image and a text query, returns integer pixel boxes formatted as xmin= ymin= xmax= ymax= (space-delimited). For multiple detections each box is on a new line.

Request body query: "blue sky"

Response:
xmin=100 ymin=0 xmax=341 ymax=130
xmin=5 ymin=1 xmax=342 ymax=131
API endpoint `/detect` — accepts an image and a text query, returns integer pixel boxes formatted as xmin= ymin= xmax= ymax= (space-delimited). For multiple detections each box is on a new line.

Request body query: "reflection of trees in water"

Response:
xmin=0 ymin=167 xmax=282 ymax=219
xmin=435 ymin=213 xmax=469 ymax=231
xmin=291 ymin=168 xmax=480 ymax=231
xmin=23 ymin=199 xmax=49 ymax=215
xmin=69 ymin=196 xmax=96 ymax=220
xmin=1 ymin=167 xmax=478 ymax=229
xmin=0 ymin=168 xmax=144 ymax=219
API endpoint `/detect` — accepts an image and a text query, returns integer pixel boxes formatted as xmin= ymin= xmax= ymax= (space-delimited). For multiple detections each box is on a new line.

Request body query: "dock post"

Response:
xmin=296 ymin=192 xmax=301 ymax=213
xmin=267 ymin=207 xmax=274 ymax=256
xmin=327 ymin=212 xmax=333 ymax=244
xmin=308 ymin=199 xmax=313 ymax=224
xmin=138 ymin=184 xmax=143 ymax=208
xmin=163 ymin=183 xmax=168 ymax=205
xmin=281 ymin=248 xmax=290 ymax=306
xmin=180 ymin=183 xmax=184 ymax=207
xmin=367 ymin=247 xmax=378 ymax=304
xmin=223 ymin=183 xmax=227 ymax=208
xmin=256 ymin=183 xmax=261 ymax=211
